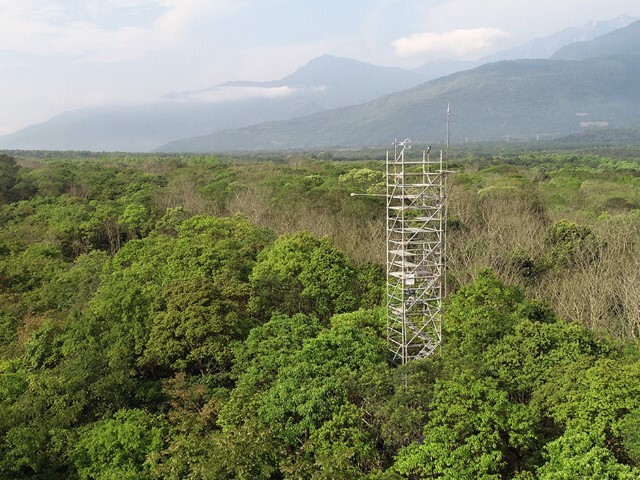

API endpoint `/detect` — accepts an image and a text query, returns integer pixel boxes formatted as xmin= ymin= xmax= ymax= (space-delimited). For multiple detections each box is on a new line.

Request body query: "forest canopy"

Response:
xmin=0 ymin=149 xmax=639 ymax=478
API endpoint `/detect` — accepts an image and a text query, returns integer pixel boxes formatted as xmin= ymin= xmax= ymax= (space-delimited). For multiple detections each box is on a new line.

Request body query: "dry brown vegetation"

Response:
xmin=220 ymin=156 xmax=640 ymax=339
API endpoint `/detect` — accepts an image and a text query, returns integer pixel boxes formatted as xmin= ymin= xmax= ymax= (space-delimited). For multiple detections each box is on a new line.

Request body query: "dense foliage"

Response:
xmin=0 ymin=150 xmax=639 ymax=478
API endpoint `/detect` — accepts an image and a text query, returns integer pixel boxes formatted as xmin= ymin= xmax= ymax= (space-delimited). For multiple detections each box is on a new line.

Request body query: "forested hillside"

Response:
xmin=0 ymin=150 xmax=639 ymax=478
xmin=0 ymin=56 xmax=425 ymax=153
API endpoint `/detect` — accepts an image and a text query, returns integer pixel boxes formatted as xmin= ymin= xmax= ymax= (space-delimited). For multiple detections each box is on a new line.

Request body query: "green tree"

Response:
xmin=484 ymin=304 xmax=608 ymax=402
xmin=394 ymin=372 xmax=537 ymax=479
xmin=141 ymin=277 xmax=251 ymax=377
xmin=118 ymin=203 xmax=151 ymax=239
xmin=70 ymin=408 xmax=167 ymax=480
xmin=543 ymin=220 xmax=601 ymax=268
xmin=213 ymin=314 xmax=324 ymax=478
xmin=0 ymin=425 xmax=50 ymax=477
xmin=0 ymin=243 xmax=67 ymax=299
xmin=0 ymin=311 xmax=18 ymax=354
xmin=534 ymin=358 xmax=640 ymax=464
xmin=259 ymin=310 xmax=387 ymax=476
xmin=0 ymin=154 xmax=19 ymax=203
xmin=201 ymin=422 xmax=283 ymax=480
xmin=219 ymin=313 xmax=324 ymax=430
xmin=443 ymin=269 xmax=524 ymax=360
xmin=307 ymin=403 xmax=382 ymax=478
xmin=37 ymin=250 xmax=109 ymax=313
xmin=338 ymin=168 xmax=385 ymax=195
xmin=83 ymin=214 xmax=271 ymax=385
xmin=537 ymin=430 xmax=640 ymax=479
xmin=249 ymin=232 xmax=359 ymax=320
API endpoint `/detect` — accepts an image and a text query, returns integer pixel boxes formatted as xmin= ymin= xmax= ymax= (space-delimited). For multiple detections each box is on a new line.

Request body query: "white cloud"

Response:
xmin=0 ymin=0 xmax=243 ymax=62
xmin=420 ymin=0 xmax=640 ymax=43
xmin=393 ymin=28 xmax=509 ymax=58
xmin=167 ymin=85 xmax=298 ymax=103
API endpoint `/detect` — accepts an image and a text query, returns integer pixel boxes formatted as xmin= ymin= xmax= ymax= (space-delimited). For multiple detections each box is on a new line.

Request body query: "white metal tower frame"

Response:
xmin=386 ymin=139 xmax=446 ymax=363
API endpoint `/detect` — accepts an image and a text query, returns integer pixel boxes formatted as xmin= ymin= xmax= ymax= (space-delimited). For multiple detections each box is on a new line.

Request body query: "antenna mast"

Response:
xmin=446 ymin=103 xmax=451 ymax=162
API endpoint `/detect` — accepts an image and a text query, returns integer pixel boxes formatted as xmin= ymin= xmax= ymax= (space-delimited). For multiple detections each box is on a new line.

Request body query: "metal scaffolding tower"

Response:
xmin=386 ymin=139 xmax=446 ymax=364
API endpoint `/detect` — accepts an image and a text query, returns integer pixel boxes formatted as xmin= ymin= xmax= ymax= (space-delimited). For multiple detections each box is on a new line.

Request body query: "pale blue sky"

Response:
xmin=2 ymin=0 xmax=640 ymax=134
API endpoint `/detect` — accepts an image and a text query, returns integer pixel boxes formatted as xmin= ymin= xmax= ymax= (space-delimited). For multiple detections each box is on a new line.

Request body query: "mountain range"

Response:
xmin=1 ymin=16 xmax=639 ymax=152
xmin=159 ymin=19 xmax=640 ymax=152
xmin=413 ymin=15 xmax=637 ymax=79
xmin=0 ymin=56 xmax=425 ymax=152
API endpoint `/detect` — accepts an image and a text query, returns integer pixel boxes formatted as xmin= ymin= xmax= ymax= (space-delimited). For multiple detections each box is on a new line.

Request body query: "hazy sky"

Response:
xmin=1 ymin=0 xmax=640 ymax=135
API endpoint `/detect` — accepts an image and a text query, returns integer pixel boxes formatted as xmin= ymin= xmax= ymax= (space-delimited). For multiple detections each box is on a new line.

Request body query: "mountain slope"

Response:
xmin=486 ymin=15 xmax=637 ymax=61
xmin=414 ymin=15 xmax=637 ymax=80
xmin=552 ymin=19 xmax=640 ymax=60
xmin=217 ymin=55 xmax=426 ymax=108
xmin=158 ymin=54 xmax=640 ymax=152
xmin=0 ymin=56 xmax=425 ymax=152
xmin=0 ymin=97 xmax=323 ymax=152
